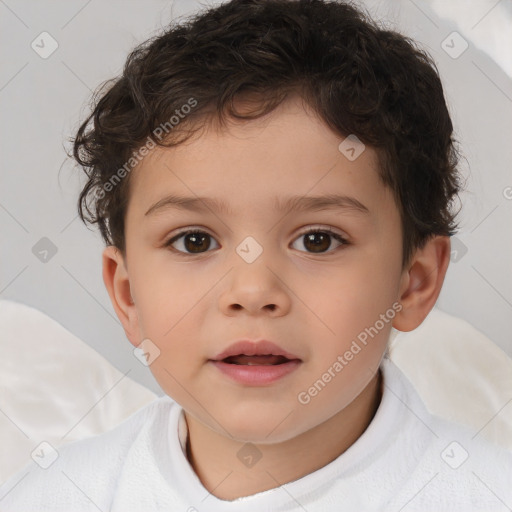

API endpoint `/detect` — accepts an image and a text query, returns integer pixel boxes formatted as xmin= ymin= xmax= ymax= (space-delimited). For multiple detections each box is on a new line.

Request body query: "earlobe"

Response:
xmin=393 ymin=236 xmax=451 ymax=332
xmin=102 ymin=245 xmax=140 ymax=346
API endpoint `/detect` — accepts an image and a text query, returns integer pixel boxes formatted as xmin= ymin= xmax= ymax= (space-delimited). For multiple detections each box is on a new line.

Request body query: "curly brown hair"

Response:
xmin=71 ymin=0 xmax=462 ymax=268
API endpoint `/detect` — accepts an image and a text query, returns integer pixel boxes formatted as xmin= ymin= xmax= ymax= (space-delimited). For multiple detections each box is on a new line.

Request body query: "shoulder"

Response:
xmin=0 ymin=395 xmax=176 ymax=512
xmin=391 ymin=406 xmax=512 ymax=510
xmin=430 ymin=412 xmax=512 ymax=477
xmin=379 ymin=358 xmax=512 ymax=509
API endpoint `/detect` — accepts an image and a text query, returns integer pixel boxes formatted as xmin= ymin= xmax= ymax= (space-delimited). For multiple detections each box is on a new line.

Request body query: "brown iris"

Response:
xmin=303 ymin=232 xmax=332 ymax=253
xmin=183 ymin=232 xmax=211 ymax=253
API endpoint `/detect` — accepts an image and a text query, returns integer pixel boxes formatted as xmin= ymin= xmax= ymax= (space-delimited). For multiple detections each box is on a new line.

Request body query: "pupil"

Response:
xmin=305 ymin=233 xmax=330 ymax=253
xmin=185 ymin=233 xmax=210 ymax=253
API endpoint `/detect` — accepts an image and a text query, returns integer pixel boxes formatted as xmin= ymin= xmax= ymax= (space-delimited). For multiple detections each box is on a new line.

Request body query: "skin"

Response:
xmin=102 ymin=95 xmax=450 ymax=500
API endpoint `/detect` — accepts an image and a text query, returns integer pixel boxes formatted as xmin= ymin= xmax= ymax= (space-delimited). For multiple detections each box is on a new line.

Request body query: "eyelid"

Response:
xmin=163 ymin=226 xmax=217 ymax=248
xmin=294 ymin=225 xmax=350 ymax=251
xmin=166 ymin=225 xmax=214 ymax=239
xmin=297 ymin=224 xmax=349 ymax=240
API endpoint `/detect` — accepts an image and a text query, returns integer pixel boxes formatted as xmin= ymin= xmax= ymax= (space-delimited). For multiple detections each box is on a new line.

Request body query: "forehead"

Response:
xmin=127 ymin=96 xmax=394 ymax=224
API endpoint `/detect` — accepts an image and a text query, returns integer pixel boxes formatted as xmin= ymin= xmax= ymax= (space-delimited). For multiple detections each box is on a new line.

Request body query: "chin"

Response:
xmin=222 ymin=411 xmax=306 ymax=445
xmin=230 ymin=426 xmax=297 ymax=445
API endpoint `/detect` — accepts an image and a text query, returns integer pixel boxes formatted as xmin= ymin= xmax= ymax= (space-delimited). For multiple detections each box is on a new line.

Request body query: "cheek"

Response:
xmin=318 ymin=265 xmax=392 ymax=315
xmin=304 ymin=262 xmax=398 ymax=357
xmin=130 ymin=263 xmax=201 ymax=331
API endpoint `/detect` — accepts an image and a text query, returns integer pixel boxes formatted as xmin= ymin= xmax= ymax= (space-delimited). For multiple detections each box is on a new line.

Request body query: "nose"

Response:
xmin=218 ymin=255 xmax=292 ymax=317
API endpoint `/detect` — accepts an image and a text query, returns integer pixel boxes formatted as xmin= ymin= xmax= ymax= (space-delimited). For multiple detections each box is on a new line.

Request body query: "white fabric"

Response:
xmin=0 ymin=300 xmax=157 ymax=483
xmin=1 ymin=356 xmax=511 ymax=512
xmin=388 ymin=308 xmax=512 ymax=451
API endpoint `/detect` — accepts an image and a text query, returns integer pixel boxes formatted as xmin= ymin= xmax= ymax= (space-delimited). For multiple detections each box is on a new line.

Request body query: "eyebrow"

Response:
xmin=144 ymin=193 xmax=370 ymax=217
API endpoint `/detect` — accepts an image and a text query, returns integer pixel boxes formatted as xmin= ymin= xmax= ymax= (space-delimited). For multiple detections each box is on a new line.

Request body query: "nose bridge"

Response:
xmin=219 ymin=232 xmax=291 ymax=315
xmin=233 ymin=234 xmax=277 ymax=290
xmin=235 ymin=234 xmax=268 ymax=266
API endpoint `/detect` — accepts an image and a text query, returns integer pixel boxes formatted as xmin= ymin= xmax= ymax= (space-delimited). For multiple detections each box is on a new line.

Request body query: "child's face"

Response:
xmin=109 ymin=95 xmax=408 ymax=443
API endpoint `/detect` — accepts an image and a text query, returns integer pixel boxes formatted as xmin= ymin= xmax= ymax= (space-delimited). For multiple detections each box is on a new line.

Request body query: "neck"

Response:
xmin=184 ymin=369 xmax=383 ymax=501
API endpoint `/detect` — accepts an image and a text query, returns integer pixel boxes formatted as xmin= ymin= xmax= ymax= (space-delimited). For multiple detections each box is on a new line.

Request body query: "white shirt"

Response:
xmin=1 ymin=356 xmax=511 ymax=511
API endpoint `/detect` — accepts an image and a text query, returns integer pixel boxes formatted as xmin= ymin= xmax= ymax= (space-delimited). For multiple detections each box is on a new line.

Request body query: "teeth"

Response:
xmin=233 ymin=361 xmax=276 ymax=366
xmin=225 ymin=354 xmax=287 ymax=366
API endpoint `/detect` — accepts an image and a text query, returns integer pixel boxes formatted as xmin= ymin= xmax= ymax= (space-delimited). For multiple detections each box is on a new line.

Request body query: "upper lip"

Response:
xmin=211 ymin=340 xmax=301 ymax=361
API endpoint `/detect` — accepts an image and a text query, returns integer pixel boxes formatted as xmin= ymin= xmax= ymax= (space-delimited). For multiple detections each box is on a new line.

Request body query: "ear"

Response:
xmin=393 ymin=235 xmax=451 ymax=332
xmin=102 ymin=245 xmax=140 ymax=347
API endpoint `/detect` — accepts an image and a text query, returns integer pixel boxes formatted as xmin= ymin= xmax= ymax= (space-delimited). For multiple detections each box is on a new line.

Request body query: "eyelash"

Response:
xmin=163 ymin=226 xmax=349 ymax=256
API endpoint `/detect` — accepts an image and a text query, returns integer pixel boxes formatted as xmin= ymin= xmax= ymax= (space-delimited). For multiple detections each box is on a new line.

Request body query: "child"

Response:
xmin=2 ymin=0 xmax=511 ymax=510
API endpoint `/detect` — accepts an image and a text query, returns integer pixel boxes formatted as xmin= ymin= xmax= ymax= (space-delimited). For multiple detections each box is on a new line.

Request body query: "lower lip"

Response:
xmin=209 ymin=360 xmax=301 ymax=385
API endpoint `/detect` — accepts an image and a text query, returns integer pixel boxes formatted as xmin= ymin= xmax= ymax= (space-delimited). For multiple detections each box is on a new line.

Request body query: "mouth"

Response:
xmin=209 ymin=356 xmax=301 ymax=385
xmin=209 ymin=340 xmax=302 ymax=384
xmin=211 ymin=339 xmax=301 ymax=363
xmin=210 ymin=340 xmax=302 ymax=387
xmin=220 ymin=354 xmax=295 ymax=365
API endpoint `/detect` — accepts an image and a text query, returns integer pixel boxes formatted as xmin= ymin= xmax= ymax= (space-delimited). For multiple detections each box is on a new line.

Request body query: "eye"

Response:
xmin=164 ymin=226 xmax=349 ymax=256
xmin=291 ymin=227 xmax=349 ymax=254
xmin=164 ymin=229 xmax=219 ymax=255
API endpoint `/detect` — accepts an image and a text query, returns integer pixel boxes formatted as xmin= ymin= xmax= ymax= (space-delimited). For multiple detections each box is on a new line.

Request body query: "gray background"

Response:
xmin=1 ymin=0 xmax=511 ymax=396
